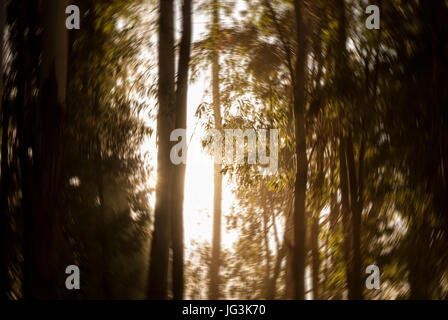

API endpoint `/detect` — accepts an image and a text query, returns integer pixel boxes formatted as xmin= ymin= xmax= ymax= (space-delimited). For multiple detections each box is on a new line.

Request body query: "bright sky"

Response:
xmin=139 ymin=4 xmax=239 ymax=256
xmin=183 ymin=72 xmax=238 ymax=251
xmin=180 ymin=6 xmax=240 ymax=253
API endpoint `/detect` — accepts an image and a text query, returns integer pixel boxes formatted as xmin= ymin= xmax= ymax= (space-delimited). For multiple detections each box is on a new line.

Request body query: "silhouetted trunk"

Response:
xmin=262 ymin=208 xmax=271 ymax=298
xmin=95 ymin=152 xmax=111 ymax=299
xmin=311 ymin=142 xmax=325 ymax=299
xmin=339 ymin=135 xmax=353 ymax=298
xmin=311 ymin=216 xmax=320 ymax=299
xmin=328 ymin=148 xmax=342 ymax=299
xmin=16 ymin=1 xmax=33 ymax=298
xmin=209 ymin=0 xmax=222 ymax=300
xmin=171 ymin=0 xmax=192 ymax=300
xmin=0 ymin=103 xmax=7 ymax=302
xmin=26 ymin=0 xmax=68 ymax=299
xmin=148 ymin=0 xmax=175 ymax=300
xmin=408 ymin=218 xmax=432 ymax=299
xmin=338 ymin=133 xmax=363 ymax=300
xmin=284 ymin=205 xmax=294 ymax=299
xmin=0 ymin=0 xmax=8 ymax=299
xmin=293 ymin=0 xmax=307 ymax=300
xmin=335 ymin=0 xmax=364 ymax=300
xmin=345 ymin=133 xmax=363 ymax=299
xmin=266 ymin=208 xmax=284 ymax=299
xmin=266 ymin=244 xmax=285 ymax=299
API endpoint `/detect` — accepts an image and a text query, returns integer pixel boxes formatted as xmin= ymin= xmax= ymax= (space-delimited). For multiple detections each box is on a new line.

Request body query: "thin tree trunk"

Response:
xmin=339 ymin=135 xmax=353 ymax=298
xmin=284 ymin=204 xmax=294 ymax=299
xmin=209 ymin=0 xmax=222 ymax=300
xmin=148 ymin=0 xmax=175 ymax=300
xmin=335 ymin=0 xmax=363 ymax=300
xmin=328 ymin=149 xmax=342 ymax=299
xmin=0 ymin=0 xmax=8 ymax=300
xmin=311 ymin=215 xmax=320 ymax=300
xmin=95 ymin=151 xmax=111 ymax=299
xmin=16 ymin=4 xmax=33 ymax=298
xmin=262 ymin=207 xmax=271 ymax=298
xmin=312 ymin=142 xmax=325 ymax=300
xmin=345 ymin=133 xmax=362 ymax=299
xmin=0 ymin=105 xmax=7 ymax=301
xmin=293 ymin=0 xmax=307 ymax=300
xmin=266 ymin=244 xmax=285 ymax=299
xmin=171 ymin=0 xmax=192 ymax=300
xmin=266 ymin=207 xmax=283 ymax=299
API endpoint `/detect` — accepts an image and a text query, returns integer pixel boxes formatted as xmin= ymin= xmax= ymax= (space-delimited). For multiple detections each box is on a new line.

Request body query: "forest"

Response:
xmin=0 ymin=0 xmax=447 ymax=300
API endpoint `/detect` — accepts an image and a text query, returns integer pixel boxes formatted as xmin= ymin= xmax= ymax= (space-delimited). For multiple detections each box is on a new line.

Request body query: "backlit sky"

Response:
xmin=139 ymin=4 xmax=242 ymax=255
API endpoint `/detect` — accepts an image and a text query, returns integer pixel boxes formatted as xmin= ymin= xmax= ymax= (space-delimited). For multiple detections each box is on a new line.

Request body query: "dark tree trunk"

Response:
xmin=284 ymin=205 xmax=294 ymax=299
xmin=339 ymin=135 xmax=353 ymax=298
xmin=328 ymin=148 xmax=342 ymax=299
xmin=171 ymin=0 xmax=192 ymax=300
xmin=262 ymin=208 xmax=271 ymax=298
xmin=209 ymin=0 xmax=222 ymax=300
xmin=335 ymin=0 xmax=364 ymax=300
xmin=293 ymin=0 xmax=307 ymax=300
xmin=266 ymin=209 xmax=284 ymax=299
xmin=0 ymin=0 xmax=8 ymax=300
xmin=311 ymin=216 xmax=320 ymax=299
xmin=16 ymin=6 xmax=33 ymax=298
xmin=345 ymin=134 xmax=363 ymax=299
xmin=95 ymin=152 xmax=111 ymax=299
xmin=26 ymin=0 xmax=69 ymax=299
xmin=312 ymin=142 xmax=325 ymax=299
xmin=266 ymin=245 xmax=285 ymax=299
xmin=148 ymin=0 xmax=175 ymax=300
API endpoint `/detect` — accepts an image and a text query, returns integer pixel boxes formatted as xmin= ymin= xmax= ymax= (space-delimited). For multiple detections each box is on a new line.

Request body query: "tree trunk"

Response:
xmin=22 ymin=0 xmax=68 ymax=299
xmin=16 ymin=2 xmax=33 ymax=298
xmin=148 ymin=0 xmax=175 ymax=300
xmin=171 ymin=0 xmax=192 ymax=300
xmin=328 ymin=148 xmax=342 ymax=299
xmin=266 ymin=244 xmax=285 ymax=300
xmin=262 ymin=208 xmax=271 ymax=298
xmin=293 ymin=0 xmax=307 ymax=300
xmin=284 ymin=203 xmax=294 ymax=299
xmin=266 ymin=208 xmax=284 ymax=299
xmin=311 ymin=215 xmax=320 ymax=300
xmin=335 ymin=0 xmax=364 ymax=300
xmin=0 ymin=0 xmax=8 ymax=300
xmin=311 ymin=141 xmax=325 ymax=299
xmin=345 ymin=133 xmax=363 ymax=299
xmin=339 ymin=135 xmax=353 ymax=298
xmin=95 ymin=152 xmax=111 ymax=299
xmin=209 ymin=0 xmax=222 ymax=300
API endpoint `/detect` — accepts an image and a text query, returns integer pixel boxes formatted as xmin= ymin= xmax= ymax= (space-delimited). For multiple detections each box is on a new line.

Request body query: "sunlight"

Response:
xmin=138 ymin=7 xmax=239 ymax=254
xmin=184 ymin=76 xmax=238 ymax=251
xmin=140 ymin=71 xmax=238 ymax=252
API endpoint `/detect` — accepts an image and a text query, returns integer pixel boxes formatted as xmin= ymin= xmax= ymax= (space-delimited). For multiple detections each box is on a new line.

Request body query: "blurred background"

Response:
xmin=0 ymin=0 xmax=447 ymax=300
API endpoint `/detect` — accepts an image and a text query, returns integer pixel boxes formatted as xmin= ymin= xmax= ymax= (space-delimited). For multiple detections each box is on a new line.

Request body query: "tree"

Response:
xmin=171 ymin=0 xmax=192 ymax=300
xmin=2 ymin=0 xmax=155 ymax=300
xmin=149 ymin=0 xmax=192 ymax=299
xmin=22 ymin=0 xmax=69 ymax=299
xmin=209 ymin=0 xmax=223 ymax=300
xmin=292 ymin=0 xmax=307 ymax=300
xmin=0 ymin=0 xmax=7 ymax=300
xmin=147 ymin=0 xmax=176 ymax=300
